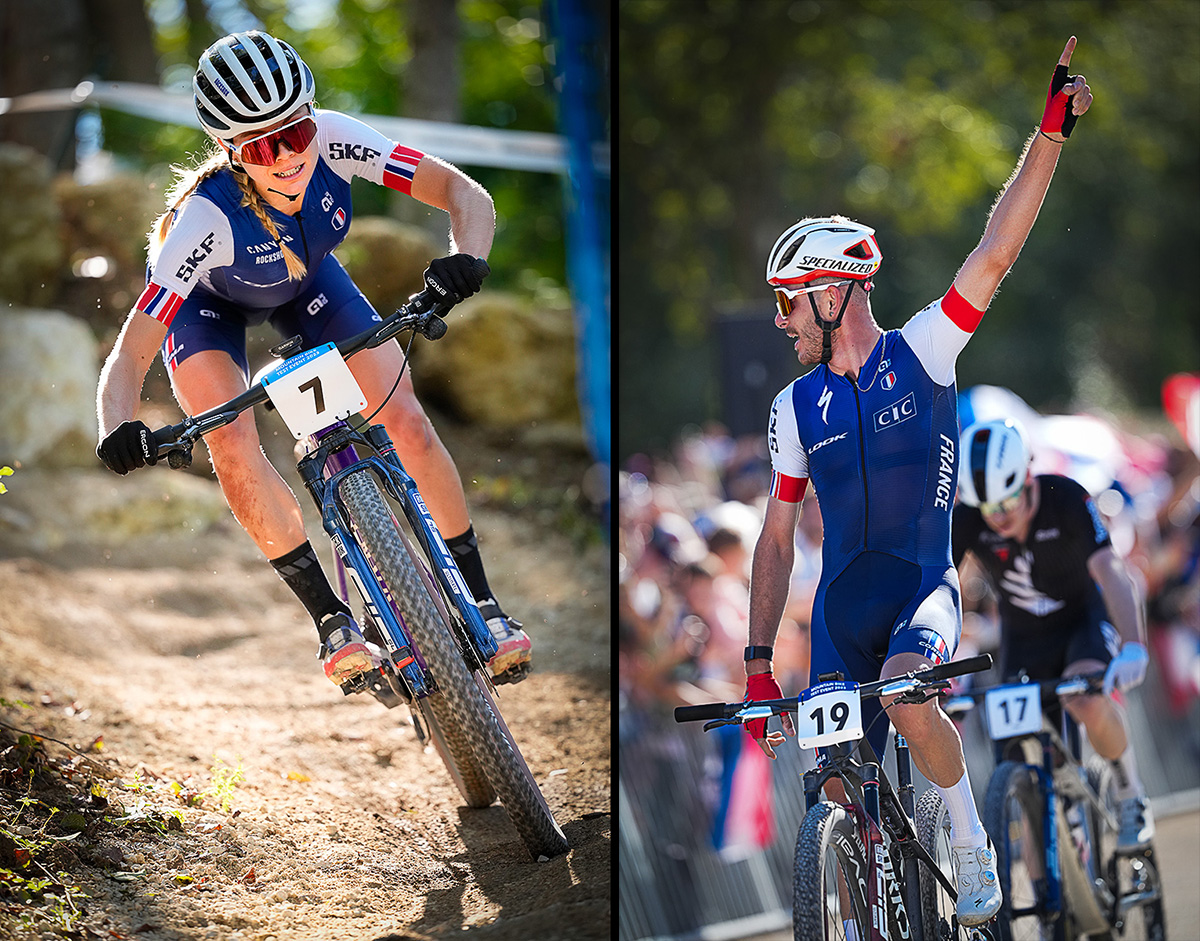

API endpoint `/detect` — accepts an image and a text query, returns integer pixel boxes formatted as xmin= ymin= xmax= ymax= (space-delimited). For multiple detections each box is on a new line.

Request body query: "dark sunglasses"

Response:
xmin=231 ymin=115 xmax=318 ymax=167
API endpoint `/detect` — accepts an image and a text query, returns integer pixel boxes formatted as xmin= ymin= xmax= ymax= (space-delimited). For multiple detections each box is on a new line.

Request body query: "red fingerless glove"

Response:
xmin=1041 ymin=63 xmax=1080 ymax=138
xmin=744 ymin=672 xmax=783 ymax=740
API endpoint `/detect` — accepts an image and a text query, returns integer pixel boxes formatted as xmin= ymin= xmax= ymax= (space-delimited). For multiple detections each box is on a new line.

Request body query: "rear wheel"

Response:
xmin=341 ymin=470 xmax=568 ymax=859
xmin=983 ymin=761 xmax=1063 ymax=941
xmin=792 ymin=802 xmax=871 ymax=941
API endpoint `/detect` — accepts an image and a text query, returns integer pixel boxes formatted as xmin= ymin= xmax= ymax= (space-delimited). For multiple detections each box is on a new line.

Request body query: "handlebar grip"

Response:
xmin=471 ymin=256 xmax=491 ymax=280
xmin=927 ymin=654 xmax=993 ymax=682
xmin=151 ymin=425 xmax=180 ymax=456
xmin=674 ymin=702 xmax=734 ymax=723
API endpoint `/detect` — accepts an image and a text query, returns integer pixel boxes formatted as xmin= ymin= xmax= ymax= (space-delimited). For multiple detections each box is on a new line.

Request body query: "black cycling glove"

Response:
xmin=97 ymin=420 xmax=158 ymax=475
xmin=425 ymin=253 xmax=489 ymax=299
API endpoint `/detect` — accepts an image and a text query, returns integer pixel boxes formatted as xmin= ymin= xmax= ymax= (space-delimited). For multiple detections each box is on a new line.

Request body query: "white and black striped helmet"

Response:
xmin=766 ymin=217 xmax=882 ymax=286
xmin=958 ymin=419 xmax=1032 ymax=507
xmin=194 ymin=31 xmax=315 ymax=139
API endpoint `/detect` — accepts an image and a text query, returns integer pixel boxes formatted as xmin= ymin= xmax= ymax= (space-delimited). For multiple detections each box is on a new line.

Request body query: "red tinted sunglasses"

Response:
xmin=232 ymin=115 xmax=317 ymax=167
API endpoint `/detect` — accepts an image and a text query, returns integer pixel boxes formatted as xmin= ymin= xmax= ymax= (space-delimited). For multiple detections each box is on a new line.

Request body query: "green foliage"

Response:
xmin=619 ymin=0 xmax=1200 ymax=458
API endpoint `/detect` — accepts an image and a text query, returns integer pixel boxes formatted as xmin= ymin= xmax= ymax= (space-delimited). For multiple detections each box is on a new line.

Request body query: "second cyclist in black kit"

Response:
xmin=953 ymin=418 xmax=1154 ymax=852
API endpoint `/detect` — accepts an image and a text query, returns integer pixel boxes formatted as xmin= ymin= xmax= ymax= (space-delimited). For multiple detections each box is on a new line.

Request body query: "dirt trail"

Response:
xmin=0 ymin=420 xmax=610 ymax=940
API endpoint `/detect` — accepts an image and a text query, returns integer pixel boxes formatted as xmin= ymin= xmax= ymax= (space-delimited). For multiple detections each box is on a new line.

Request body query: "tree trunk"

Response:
xmin=405 ymin=0 xmax=460 ymax=123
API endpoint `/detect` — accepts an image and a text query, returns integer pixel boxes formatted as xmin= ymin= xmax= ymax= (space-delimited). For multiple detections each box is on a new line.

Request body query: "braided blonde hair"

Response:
xmin=149 ymin=144 xmax=307 ymax=281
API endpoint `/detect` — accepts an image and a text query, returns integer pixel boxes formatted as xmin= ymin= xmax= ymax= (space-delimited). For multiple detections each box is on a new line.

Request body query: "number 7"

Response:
xmin=299 ymin=376 xmax=325 ymax=414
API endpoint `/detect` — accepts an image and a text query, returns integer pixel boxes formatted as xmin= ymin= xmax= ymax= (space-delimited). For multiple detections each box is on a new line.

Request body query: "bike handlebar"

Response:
xmin=149 ymin=261 xmax=487 ymax=465
xmin=673 ymin=653 xmax=994 ymax=724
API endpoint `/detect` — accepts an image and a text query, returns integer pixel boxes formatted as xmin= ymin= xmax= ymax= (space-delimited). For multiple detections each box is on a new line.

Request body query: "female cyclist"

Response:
xmin=96 ymin=30 xmax=531 ymax=688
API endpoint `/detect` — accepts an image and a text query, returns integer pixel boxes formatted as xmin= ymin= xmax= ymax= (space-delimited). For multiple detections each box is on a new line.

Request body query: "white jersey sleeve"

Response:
xmin=899 ymin=284 xmax=986 ymax=387
xmin=316 ymin=109 xmax=425 ymax=195
xmin=768 ymin=381 xmax=809 ymax=501
xmin=137 ymin=195 xmax=233 ymax=325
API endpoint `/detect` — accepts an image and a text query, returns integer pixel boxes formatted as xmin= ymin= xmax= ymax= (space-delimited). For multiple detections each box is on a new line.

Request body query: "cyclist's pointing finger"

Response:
xmin=1058 ymin=35 xmax=1076 ymax=67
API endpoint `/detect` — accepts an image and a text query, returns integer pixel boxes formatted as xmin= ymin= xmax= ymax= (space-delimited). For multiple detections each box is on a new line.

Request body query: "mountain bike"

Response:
xmin=675 ymin=654 xmax=998 ymax=941
xmin=147 ymin=268 xmax=569 ymax=861
xmin=945 ymin=673 xmax=1166 ymax=940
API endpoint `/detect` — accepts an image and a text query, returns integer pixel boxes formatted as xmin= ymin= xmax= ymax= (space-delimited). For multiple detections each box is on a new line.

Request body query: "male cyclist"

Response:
xmin=954 ymin=418 xmax=1154 ymax=851
xmin=96 ymin=31 xmax=531 ymax=688
xmin=743 ymin=38 xmax=1092 ymax=926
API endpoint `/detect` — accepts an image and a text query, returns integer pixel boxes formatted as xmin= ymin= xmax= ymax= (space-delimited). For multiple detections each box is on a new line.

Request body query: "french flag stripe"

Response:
xmin=770 ymin=471 xmax=808 ymax=504
xmin=136 ymin=281 xmax=184 ymax=326
xmin=381 ymin=144 xmax=424 ymax=194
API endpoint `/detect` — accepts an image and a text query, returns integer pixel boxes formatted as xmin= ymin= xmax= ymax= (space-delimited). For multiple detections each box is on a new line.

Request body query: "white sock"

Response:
xmin=1110 ymin=744 xmax=1144 ymax=801
xmin=937 ymin=771 xmax=986 ymax=847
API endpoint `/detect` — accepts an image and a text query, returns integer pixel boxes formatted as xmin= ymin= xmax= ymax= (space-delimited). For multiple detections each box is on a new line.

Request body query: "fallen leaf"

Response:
xmin=241 ymin=866 xmax=256 ymax=884
xmin=285 ymin=771 xmax=311 ymax=782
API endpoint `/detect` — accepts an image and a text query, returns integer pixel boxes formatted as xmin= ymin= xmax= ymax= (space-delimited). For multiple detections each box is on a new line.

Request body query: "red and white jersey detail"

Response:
xmin=317 ymin=110 xmax=424 ymax=194
xmin=899 ymin=285 xmax=986 ymax=387
xmin=136 ymin=281 xmax=187 ymax=326
xmin=770 ymin=470 xmax=808 ymax=503
xmin=767 ymin=384 xmax=809 ymax=497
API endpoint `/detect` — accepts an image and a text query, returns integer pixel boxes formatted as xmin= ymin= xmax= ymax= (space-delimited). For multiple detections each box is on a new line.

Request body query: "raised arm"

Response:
xmin=953 ymin=37 xmax=1093 ymax=310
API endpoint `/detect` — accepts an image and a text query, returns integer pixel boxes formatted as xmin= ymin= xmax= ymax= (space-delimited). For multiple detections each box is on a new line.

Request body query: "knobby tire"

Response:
xmin=340 ymin=470 xmax=569 ymax=859
xmin=793 ymin=802 xmax=871 ymax=941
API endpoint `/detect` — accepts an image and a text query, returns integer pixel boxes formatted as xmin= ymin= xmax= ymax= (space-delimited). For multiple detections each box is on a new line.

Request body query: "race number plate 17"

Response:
xmin=261 ymin=343 xmax=368 ymax=439
xmin=795 ymin=680 xmax=863 ymax=749
xmin=984 ymin=684 xmax=1042 ymax=740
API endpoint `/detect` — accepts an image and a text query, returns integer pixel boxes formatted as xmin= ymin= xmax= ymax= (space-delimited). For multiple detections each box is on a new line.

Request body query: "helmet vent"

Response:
xmin=844 ymin=239 xmax=873 ymax=260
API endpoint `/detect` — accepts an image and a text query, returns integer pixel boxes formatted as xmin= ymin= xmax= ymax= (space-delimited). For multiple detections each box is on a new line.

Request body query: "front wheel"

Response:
xmin=340 ymin=470 xmax=568 ymax=859
xmin=792 ymin=801 xmax=871 ymax=941
xmin=983 ymin=761 xmax=1064 ymax=941
xmin=916 ymin=789 xmax=997 ymax=941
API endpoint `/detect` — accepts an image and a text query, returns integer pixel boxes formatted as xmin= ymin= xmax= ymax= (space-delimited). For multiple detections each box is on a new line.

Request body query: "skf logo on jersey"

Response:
xmin=768 ymin=401 xmax=779 ymax=452
xmin=329 ymin=142 xmax=382 ymax=162
xmin=873 ymin=392 xmax=916 ymax=431
xmin=818 ymin=386 xmax=833 ymax=424
xmin=176 ymin=231 xmax=217 ymax=283
xmin=332 ymin=208 xmax=346 ymax=230
xmin=881 ymin=371 xmax=896 ymax=390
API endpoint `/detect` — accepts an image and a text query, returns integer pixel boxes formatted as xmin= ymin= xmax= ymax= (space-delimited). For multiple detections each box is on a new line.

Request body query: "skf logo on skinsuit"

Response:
xmin=176 ymin=231 xmax=217 ymax=283
xmin=873 ymin=391 xmax=916 ymax=431
xmin=332 ymin=208 xmax=346 ymax=230
xmin=768 ymin=401 xmax=779 ymax=453
xmin=329 ymin=142 xmax=382 ymax=162
xmin=881 ymin=371 xmax=896 ymax=391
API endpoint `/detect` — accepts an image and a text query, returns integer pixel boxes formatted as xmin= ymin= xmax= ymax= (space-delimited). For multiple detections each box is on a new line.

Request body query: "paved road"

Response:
xmin=743 ymin=807 xmax=1198 ymax=941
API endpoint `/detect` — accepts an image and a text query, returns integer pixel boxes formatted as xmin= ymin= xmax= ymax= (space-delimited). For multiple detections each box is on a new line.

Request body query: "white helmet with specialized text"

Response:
xmin=194 ymin=30 xmax=316 ymax=140
xmin=765 ymin=216 xmax=882 ymax=287
xmin=958 ymin=418 xmax=1032 ymax=508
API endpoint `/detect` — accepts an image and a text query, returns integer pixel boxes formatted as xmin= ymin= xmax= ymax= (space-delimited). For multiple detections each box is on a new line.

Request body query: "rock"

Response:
xmin=0 ymin=144 xmax=65 ymax=307
xmin=414 ymin=292 xmax=582 ymax=430
xmin=53 ymin=171 xmax=163 ymax=335
xmin=0 ymin=308 xmax=100 ymax=467
xmin=335 ymin=216 xmax=441 ymax=318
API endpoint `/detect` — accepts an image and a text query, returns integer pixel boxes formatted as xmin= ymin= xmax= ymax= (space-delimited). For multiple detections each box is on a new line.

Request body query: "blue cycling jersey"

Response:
xmin=136 ymin=109 xmax=424 ymax=323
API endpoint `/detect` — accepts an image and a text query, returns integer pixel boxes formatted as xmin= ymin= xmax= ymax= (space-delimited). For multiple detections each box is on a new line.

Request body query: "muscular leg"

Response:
xmin=348 ymin=342 xmax=470 ymax=537
xmin=1061 ymin=657 xmax=1129 ymax=760
xmin=170 ymin=350 xmax=308 ymax=557
xmin=881 ymin=651 xmax=968 ymax=787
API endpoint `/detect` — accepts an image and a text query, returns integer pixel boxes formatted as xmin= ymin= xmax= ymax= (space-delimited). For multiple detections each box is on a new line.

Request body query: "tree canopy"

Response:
xmin=618 ymin=0 xmax=1200 ymax=460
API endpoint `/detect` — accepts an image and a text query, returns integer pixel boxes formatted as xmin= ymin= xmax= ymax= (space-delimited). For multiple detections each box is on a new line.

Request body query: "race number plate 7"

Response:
xmin=261 ymin=343 xmax=368 ymax=439
xmin=984 ymin=684 xmax=1042 ymax=740
xmin=795 ymin=680 xmax=863 ymax=749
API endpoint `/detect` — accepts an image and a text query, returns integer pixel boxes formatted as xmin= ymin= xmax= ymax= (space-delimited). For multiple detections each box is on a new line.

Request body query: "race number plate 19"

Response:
xmin=795 ymin=680 xmax=863 ymax=749
xmin=261 ymin=343 xmax=368 ymax=439
xmin=984 ymin=684 xmax=1042 ymax=740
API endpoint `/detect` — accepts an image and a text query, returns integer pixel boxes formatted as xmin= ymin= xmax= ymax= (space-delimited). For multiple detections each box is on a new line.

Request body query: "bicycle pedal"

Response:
xmin=491 ymin=661 xmax=531 ymax=686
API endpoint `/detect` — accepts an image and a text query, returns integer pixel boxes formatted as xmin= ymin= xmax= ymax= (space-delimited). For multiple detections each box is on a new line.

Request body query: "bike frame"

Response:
xmin=295 ymin=418 xmax=499 ymax=701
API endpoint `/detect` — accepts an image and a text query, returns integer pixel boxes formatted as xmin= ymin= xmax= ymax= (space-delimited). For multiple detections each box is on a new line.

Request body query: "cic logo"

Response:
xmin=873 ymin=392 xmax=917 ymax=431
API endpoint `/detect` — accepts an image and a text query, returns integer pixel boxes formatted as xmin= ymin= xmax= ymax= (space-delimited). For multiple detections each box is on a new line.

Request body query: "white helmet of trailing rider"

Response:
xmin=765 ymin=216 xmax=882 ymax=287
xmin=194 ymin=30 xmax=315 ymax=140
xmin=958 ymin=418 xmax=1032 ymax=509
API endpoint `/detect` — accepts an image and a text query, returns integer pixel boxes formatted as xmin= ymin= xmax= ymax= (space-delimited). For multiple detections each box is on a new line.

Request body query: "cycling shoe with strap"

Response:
xmin=950 ymin=837 xmax=1002 ymax=926
xmin=477 ymin=598 xmax=531 ymax=685
xmin=318 ymin=613 xmax=382 ymax=685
